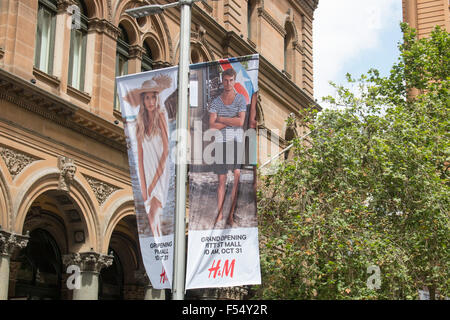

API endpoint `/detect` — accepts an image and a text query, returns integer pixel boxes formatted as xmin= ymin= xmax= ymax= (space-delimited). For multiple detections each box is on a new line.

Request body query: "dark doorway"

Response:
xmin=14 ymin=229 xmax=62 ymax=300
xmin=99 ymin=248 xmax=124 ymax=300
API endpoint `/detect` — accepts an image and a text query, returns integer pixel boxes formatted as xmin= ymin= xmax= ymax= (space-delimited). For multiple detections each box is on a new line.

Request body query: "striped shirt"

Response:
xmin=209 ymin=93 xmax=247 ymax=142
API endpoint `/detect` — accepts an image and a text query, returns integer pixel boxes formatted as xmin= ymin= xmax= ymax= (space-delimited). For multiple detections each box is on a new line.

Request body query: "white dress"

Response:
xmin=142 ymin=111 xmax=169 ymax=212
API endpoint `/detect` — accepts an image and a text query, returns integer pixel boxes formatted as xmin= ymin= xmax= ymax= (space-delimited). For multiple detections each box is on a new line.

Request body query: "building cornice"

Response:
xmin=0 ymin=68 xmax=126 ymax=153
xmin=191 ymin=4 xmax=319 ymax=113
xmin=88 ymin=18 xmax=121 ymax=40
xmin=258 ymin=54 xmax=321 ymax=114
xmin=290 ymin=0 xmax=319 ymax=18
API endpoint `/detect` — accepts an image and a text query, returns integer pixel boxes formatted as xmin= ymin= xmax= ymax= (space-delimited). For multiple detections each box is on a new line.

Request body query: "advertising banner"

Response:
xmin=185 ymin=54 xmax=261 ymax=289
xmin=116 ymin=68 xmax=178 ymax=289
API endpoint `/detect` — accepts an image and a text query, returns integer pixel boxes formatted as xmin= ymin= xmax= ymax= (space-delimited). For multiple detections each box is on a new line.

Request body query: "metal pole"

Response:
xmin=259 ymin=131 xmax=312 ymax=169
xmin=172 ymin=0 xmax=191 ymax=300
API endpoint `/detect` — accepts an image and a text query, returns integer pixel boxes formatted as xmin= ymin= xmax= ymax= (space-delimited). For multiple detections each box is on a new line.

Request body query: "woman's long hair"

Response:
xmin=136 ymin=92 xmax=161 ymax=142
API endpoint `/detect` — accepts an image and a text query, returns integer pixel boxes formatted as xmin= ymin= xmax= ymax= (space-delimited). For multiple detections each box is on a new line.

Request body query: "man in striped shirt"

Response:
xmin=209 ymin=68 xmax=247 ymax=228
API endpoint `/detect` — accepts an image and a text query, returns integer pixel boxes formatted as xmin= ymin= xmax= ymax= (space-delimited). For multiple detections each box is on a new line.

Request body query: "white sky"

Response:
xmin=313 ymin=0 xmax=403 ymax=107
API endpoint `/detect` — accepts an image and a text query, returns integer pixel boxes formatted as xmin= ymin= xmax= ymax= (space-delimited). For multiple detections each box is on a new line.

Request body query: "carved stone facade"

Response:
xmin=0 ymin=0 xmax=319 ymax=300
xmin=63 ymin=251 xmax=114 ymax=273
xmin=58 ymin=156 xmax=77 ymax=192
xmin=0 ymin=146 xmax=40 ymax=180
xmin=0 ymin=229 xmax=29 ymax=257
xmin=84 ymin=175 xmax=120 ymax=206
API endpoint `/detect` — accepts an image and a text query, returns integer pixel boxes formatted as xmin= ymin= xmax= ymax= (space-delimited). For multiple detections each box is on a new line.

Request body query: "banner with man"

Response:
xmin=185 ymin=54 xmax=261 ymax=289
xmin=116 ymin=67 xmax=178 ymax=289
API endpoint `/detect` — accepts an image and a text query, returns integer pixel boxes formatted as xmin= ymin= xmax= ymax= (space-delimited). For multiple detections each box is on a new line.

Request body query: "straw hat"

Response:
xmin=123 ymin=74 xmax=172 ymax=107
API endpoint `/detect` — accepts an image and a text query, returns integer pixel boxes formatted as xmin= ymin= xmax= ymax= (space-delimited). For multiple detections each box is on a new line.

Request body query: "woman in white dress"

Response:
xmin=124 ymin=75 xmax=172 ymax=237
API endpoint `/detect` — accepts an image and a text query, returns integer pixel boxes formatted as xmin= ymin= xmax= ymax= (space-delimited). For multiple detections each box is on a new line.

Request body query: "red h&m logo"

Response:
xmin=208 ymin=259 xmax=236 ymax=279
xmin=160 ymin=267 xmax=168 ymax=284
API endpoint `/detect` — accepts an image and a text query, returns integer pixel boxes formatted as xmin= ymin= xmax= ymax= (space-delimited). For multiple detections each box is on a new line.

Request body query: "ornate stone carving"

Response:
xmin=56 ymin=0 xmax=76 ymax=13
xmin=0 ymin=146 xmax=40 ymax=180
xmin=0 ymin=229 xmax=29 ymax=257
xmin=62 ymin=251 xmax=113 ymax=273
xmin=84 ymin=175 xmax=120 ymax=206
xmin=106 ymin=0 xmax=112 ymax=22
xmin=88 ymin=18 xmax=121 ymax=40
xmin=129 ymin=44 xmax=146 ymax=60
xmin=58 ymin=156 xmax=77 ymax=192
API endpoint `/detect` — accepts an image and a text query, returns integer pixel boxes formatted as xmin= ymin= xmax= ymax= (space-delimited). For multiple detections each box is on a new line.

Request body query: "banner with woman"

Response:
xmin=117 ymin=54 xmax=261 ymax=291
xmin=116 ymin=68 xmax=178 ymax=289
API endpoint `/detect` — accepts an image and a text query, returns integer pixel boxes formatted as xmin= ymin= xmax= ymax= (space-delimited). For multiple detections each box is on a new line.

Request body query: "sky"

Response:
xmin=313 ymin=0 xmax=404 ymax=107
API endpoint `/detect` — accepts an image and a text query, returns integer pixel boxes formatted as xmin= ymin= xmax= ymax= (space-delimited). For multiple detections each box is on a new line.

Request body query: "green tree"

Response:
xmin=255 ymin=24 xmax=449 ymax=300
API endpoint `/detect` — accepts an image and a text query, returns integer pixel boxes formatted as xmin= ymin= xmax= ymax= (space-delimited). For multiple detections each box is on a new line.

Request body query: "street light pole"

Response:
xmin=126 ymin=0 xmax=205 ymax=301
xmin=172 ymin=0 xmax=192 ymax=301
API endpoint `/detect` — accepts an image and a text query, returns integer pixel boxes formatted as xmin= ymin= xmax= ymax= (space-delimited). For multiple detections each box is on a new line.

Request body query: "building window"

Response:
xmin=68 ymin=0 xmax=88 ymax=91
xmin=247 ymin=0 xmax=257 ymax=41
xmin=114 ymin=25 xmax=130 ymax=111
xmin=141 ymin=41 xmax=153 ymax=72
xmin=284 ymin=23 xmax=295 ymax=76
xmin=34 ymin=0 xmax=57 ymax=75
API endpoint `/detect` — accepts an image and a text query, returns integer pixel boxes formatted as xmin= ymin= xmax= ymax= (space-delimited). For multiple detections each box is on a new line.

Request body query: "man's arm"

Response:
xmin=217 ymin=111 xmax=246 ymax=127
xmin=209 ymin=112 xmax=227 ymax=130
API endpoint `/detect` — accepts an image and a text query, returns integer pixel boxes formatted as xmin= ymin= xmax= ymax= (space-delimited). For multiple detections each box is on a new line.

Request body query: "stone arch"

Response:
xmin=0 ymin=166 xmax=12 ymax=231
xmin=190 ymin=39 xmax=214 ymax=64
xmin=173 ymin=36 xmax=214 ymax=65
xmin=113 ymin=1 xmax=173 ymax=63
xmin=284 ymin=17 xmax=299 ymax=44
xmin=22 ymin=201 xmax=69 ymax=255
xmin=101 ymin=195 xmax=135 ymax=254
xmin=12 ymin=168 xmax=100 ymax=252
xmin=149 ymin=14 xmax=173 ymax=63
xmin=117 ymin=16 xmax=140 ymax=46
xmin=105 ymin=224 xmax=140 ymax=289
xmin=101 ymin=196 xmax=140 ymax=293
xmin=256 ymin=99 xmax=265 ymax=126
xmin=142 ymin=32 xmax=164 ymax=63
xmin=285 ymin=124 xmax=298 ymax=142
xmin=282 ymin=113 xmax=298 ymax=143
xmin=72 ymin=0 xmax=105 ymax=20
xmin=283 ymin=16 xmax=298 ymax=77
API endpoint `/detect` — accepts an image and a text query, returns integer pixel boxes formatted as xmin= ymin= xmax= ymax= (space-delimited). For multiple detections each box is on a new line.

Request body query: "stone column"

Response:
xmin=135 ymin=269 xmax=166 ymax=300
xmin=144 ymin=285 xmax=166 ymax=300
xmin=0 ymin=229 xmax=29 ymax=300
xmin=63 ymin=251 xmax=113 ymax=300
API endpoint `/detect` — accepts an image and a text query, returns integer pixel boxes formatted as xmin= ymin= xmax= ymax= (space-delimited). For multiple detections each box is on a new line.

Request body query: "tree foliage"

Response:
xmin=255 ymin=24 xmax=449 ymax=299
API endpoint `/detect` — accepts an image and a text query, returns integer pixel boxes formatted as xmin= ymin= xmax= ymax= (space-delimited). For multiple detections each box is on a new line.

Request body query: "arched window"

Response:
xmin=141 ymin=41 xmax=153 ymax=72
xmin=68 ymin=0 xmax=88 ymax=91
xmin=114 ymin=24 xmax=130 ymax=111
xmin=190 ymin=47 xmax=201 ymax=64
xmin=34 ymin=0 xmax=57 ymax=74
xmin=284 ymin=23 xmax=295 ymax=77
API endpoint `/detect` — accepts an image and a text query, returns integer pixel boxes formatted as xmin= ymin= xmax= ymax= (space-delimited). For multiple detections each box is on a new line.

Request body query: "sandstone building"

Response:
xmin=0 ymin=0 xmax=318 ymax=300
xmin=402 ymin=0 xmax=450 ymax=36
